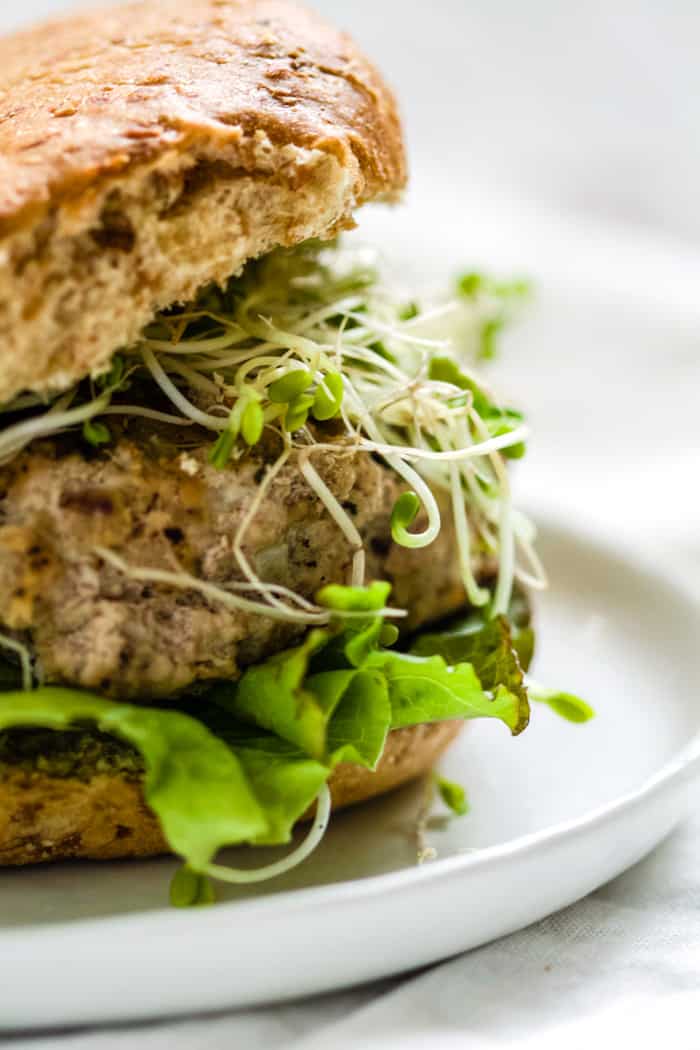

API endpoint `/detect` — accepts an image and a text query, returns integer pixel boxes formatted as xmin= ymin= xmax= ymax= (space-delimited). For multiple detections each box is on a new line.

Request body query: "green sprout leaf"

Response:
xmin=284 ymin=393 xmax=314 ymax=432
xmin=428 ymin=357 xmax=526 ymax=455
xmin=428 ymin=355 xmax=468 ymax=389
xmin=399 ymin=301 xmax=420 ymax=321
xmin=455 ymin=272 xmax=531 ymax=360
xmin=316 ymin=581 xmax=391 ymax=613
xmin=429 ymin=357 xmax=500 ymax=418
xmin=457 ymin=272 xmax=531 ymax=302
xmin=391 ymin=491 xmax=421 ymax=546
xmin=479 ymin=318 xmax=503 ymax=360
xmin=311 ymin=372 xmax=344 ymax=421
xmin=380 ymin=623 xmax=400 ymax=647
xmin=458 ymin=272 xmax=483 ymax=297
xmin=486 ymin=417 xmax=526 ymax=459
xmin=435 ymin=774 xmax=469 ymax=816
xmin=241 ymin=400 xmax=264 ymax=446
xmin=268 ymin=369 xmax=314 ymax=403
xmin=368 ymin=339 xmax=392 ymax=361
xmin=82 ymin=419 xmax=111 ymax=447
xmin=528 ymin=682 xmax=595 ymax=724
xmin=98 ymin=354 xmax=127 ymax=391
xmin=170 ymin=865 xmax=216 ymax=907
xmin=209 ymin=427 xmax=237 ymax=470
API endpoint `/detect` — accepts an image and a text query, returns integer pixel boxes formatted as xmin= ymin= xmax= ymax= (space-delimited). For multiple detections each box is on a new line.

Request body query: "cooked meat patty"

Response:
xmin=0 ymin=431 xmax=481 ymax=700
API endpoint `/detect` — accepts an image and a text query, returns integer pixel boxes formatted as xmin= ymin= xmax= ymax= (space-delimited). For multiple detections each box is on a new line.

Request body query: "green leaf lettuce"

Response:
xmin=0 ymin=689 xmax=267 ymax=870
xmin=0 ymin=583 xmax=590 ymax=898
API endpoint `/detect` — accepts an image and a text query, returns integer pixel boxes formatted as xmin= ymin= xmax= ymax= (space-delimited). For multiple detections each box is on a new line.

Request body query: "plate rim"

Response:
xmin=2 ymin=509 xmax=699 ymax=946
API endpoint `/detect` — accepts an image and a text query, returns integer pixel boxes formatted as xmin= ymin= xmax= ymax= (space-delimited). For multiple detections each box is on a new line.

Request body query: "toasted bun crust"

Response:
xmin=0 ymin=722 xmax=462 ymax=866
xmin=0 ymin=0 xmax=406 ymax=403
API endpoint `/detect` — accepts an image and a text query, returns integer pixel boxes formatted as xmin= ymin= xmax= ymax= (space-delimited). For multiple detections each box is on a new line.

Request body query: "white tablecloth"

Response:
xmin=3 ymin=1 xmax=700 ymax=1045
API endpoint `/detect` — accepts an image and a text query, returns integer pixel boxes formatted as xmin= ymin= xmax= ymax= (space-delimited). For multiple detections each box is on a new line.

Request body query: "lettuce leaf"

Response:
xmin=410 ymin=596 xmax=532 ymax=734
xmin=210 ymin=599 xmax=530 ymax=771
xmin=210 ymin=629 xmax=341 ymax=760
xmin=0 ymin=584 xmax=562 ymax=898
xmin=0 ymin=689 xmax=274 ymax=868
xmin=325 ymin=669 xmax=391 ymax=768
xmin=233 ymin=737 xmax=330 ymax=845
xmin=209 ymin=632 xmax=392 ymax=770
xmin=375 ymin=649 xmax=526 ymax=734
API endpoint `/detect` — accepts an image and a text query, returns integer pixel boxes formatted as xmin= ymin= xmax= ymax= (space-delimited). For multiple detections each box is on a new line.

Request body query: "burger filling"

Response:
xmin=0 ymin=241 xmax=589 ymax=901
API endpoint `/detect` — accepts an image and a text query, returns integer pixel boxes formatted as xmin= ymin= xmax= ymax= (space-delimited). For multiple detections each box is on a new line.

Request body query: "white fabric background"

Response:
xmin=3 ymin=1 xmax=700 ymax=1045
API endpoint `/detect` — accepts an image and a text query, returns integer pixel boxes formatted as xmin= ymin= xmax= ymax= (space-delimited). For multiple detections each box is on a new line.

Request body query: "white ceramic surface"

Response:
xmin=1 ymin=516 xmax=699 ymax=1030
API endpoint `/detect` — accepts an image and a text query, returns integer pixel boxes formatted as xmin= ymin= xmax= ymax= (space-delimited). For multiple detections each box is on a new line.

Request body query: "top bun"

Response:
xmin=0 ymin=0 xmax=406 ymax=403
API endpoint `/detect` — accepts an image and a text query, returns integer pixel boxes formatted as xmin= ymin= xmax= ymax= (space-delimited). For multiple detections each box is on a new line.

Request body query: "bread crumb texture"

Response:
xmin=0 ymin=0 xmax=406 ymax=402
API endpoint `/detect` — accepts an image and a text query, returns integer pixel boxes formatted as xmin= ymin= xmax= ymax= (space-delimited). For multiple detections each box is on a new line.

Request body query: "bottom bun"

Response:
xmin=0 ymin=721 xmax=463 ymax=867
xmin=307 ymin=719 xmax=463 ymax=815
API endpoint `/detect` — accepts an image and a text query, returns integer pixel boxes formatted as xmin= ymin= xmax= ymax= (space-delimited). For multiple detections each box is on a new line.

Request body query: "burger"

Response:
xmin=0 ymin=0 xmax=587 ymax=904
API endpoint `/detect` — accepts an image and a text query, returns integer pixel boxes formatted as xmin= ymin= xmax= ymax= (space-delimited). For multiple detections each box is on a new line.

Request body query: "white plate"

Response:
xmin=1 ymin=515 xmax=699 ymax=1030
